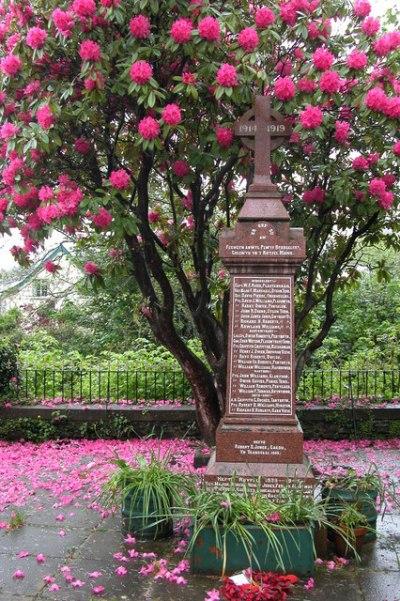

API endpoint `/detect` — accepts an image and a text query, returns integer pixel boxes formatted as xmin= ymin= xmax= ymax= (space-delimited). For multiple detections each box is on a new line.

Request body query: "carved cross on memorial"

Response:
xmin=204 ymin=95 xmax=315 ymax=501
xmin=234 ymin=96 xmax=292 ymax=192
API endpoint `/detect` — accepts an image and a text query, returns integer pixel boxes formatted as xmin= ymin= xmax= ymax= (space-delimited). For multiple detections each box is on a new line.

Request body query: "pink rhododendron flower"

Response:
xmin=162 ymin=103 xmax=182 ymax=125
xmin=362 ymin=16 xmax=380 ymax=36
xmin=255 ymin=6 xmax=275 ymax=28
xmin=319 ymin=70 xmax=342 ymax=93
xmin=124 ymin=534 xmax=136 ymax=545
xmin=383 ymin=96 xmax=400 ymax=119
xmin=36 ymin=105 xmax=54 ymax=129
xmin=216 ymin=63 xmax=238 ymax=87
xmin=393 ymin=141 xmax=400 ymax=156
xmin=92 ymin=207 xmax=112 ymax=229
xmin=280 ymin=2 xmax=297 ymax=26
xmin=369 ymin=178 xmax=386 ymax=197
xmin=198 ymin=16 xmax=220 ymax=41
xmin=205 ymin=590 xmax=220 ymax=601
xmin=26 ymin=27 xmax=47 ymax=49
xmin=298 ymin=77 xmax=317 ymax=93
xmin=36 ymin=553 xmax=46 ymax=563
xmin=52 ymin=8 xmax=74 ymax=36
xmin=79 ymin=40 xmax=101 ymax=62
xmin=115 ymin=566 xmax=128 ymax=576
xmin=75 ymin=138 xmax=91 ymax=154
xmin=365 ymin=87 xmax=387 ymax=111
xmin=129 ymin=15 xmax=150 ymax=39
xmin=300 ymin=105 xmax=323 ymax=129
xmin=89 ymin=571 xmax=103 ymax=579
xmin=382 ymin=174 xmax=396 ymax=188
xmin=130 ymin=60 xmax=153 ymax=84
xmin=84 ymin=261 xmax=100 ymax=276
xmin=13 ymin=570 xmax=25 ymax=579
xmin=1 ymin=54 xmax=22 ymax=76
xmin=347 ymin=50 xmax=368 ymax=70
xmin=148 ymin=210 xmax=160 ymax=223
xmin=238 ymin=27 xmax=259 ymax=52
xmin=109 ymin=169 xmax=130 ymax=190
xmin=182 ymin=71 xmax=196 ymax=85
xmin=216 ymin=126 xmax=234 ymax=148
xmin=0 ymin=122 xmax=19 ymax=140
xmin=172 ymin=160 xmax=190 ymax=177
xmin=303 ymin=187 xmax=325 ymax=204
xmin=17 ymin=550 xmax=30 ymax=558
xmin=354 ymin=0 xmax=371 ymax=18
xmin=72 ymin=0 xmax=96 ymax=17
xmin=138 ymin=116 xmax=160 ymax=140
xmin=275 ymin=59 xmax=292 ymax=76
xmin=71 ymin=579 xmax=85 ymax=588
xmin=170 ymin=18 xmax=193 ymax=44
xmin=45 ymin=260 xmax=60 ymax=273
xmin=352 ymin=155 xmax=369 ymax=171
xmin=378 ymin=191 xmax=394 ymax=210
xmin=304 ymin=577 xmax=315 ymax=590
xmin=92 ymin=585 xmax=105 ymax=595
xmin=274 ymin=76 xmax=296 ymax=101
xmin=312 ymin=47 xmax=334 ymax=70
xmin=334 ymin=120 xmax=350 ymax=143
xmin=39 ymin=185 xmax=53 ymax=201
xmin=43 ymin=575 xmax=55 ymax=584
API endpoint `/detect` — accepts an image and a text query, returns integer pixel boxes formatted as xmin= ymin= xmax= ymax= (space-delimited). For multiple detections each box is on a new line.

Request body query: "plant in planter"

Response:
xmin=321 ymin=466 xmax=384 ymax=541
xmin=103 ymin=453 xmax=194 ymax=540
xmin=188 ymin=481 xmax=339 ymax=576
xmin=332 ymin=504 xmax=369 ymax=558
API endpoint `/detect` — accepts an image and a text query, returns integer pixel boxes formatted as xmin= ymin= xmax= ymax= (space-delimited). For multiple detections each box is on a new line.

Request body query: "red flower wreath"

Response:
xmin=220 ymin=571 xmax=299 ymax=601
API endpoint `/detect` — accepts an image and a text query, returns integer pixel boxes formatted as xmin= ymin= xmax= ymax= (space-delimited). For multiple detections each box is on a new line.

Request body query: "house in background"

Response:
xmin=0 ymin=243 xmax=83 ymax=314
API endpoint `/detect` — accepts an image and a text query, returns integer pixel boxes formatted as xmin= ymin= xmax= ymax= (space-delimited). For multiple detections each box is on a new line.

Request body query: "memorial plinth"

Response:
xmin=205 ymin=96 xmax=315 ymax=500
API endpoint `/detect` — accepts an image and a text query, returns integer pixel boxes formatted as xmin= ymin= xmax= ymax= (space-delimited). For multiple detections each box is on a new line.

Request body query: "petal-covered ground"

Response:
xmin=0 ymin=437 xmax=399 ymax=601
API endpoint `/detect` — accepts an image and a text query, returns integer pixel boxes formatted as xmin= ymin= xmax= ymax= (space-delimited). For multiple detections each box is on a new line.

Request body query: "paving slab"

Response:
xmin=357 ymin=570 xmax=400 ymax=601
xmin=0 ymin=554 xmax=61 ymax=597
xmin=0 ymin=525 xmax=90 ymax=558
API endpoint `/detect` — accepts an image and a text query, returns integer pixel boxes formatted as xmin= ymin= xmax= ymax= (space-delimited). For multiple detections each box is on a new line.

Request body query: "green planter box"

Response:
xmin=122 ymin=491 xmax=173 ymax=540
xmin=322 ymin=487 xmax=378 ymax=542
xmin=190 ymin=524 xmax=315 ymax=576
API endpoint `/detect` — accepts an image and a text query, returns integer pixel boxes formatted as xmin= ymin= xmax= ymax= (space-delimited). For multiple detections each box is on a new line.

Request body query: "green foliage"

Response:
xmin=0 ymin=339 xmax=18 ymax=399
xmin=103 ymin=454 xmax=194 ymax=527
xmin=188 ymin=482 xmax=346 ymax=574
xmin=0 ymin=414 xmax=147 ymax=441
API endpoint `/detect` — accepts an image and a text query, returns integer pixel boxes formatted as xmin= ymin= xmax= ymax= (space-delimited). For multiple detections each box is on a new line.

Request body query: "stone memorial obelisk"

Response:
xmin=205 ymin=96 xmax=315 ymax=499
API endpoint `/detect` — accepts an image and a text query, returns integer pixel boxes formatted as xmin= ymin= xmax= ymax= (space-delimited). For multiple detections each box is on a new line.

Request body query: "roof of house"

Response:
xmin=0 ymin=242 xmax=78 ymax=299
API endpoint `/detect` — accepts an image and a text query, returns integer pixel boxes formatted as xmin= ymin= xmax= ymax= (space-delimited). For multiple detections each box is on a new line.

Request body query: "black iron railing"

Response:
xmin=14 ymin=369 xmax=192 ymax=404
xmin=8 ymin=368 xmax=400 ymax=404
xmin=297 ymin=368 xmax=400 ymax=403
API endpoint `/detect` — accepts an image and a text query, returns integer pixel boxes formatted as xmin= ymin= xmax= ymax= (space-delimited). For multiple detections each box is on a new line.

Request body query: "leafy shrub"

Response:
xmin=0 ymin=341 xmax=18 ymax=400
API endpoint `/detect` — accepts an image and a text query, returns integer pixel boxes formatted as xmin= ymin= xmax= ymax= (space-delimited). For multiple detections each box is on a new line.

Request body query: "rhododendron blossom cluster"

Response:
xmin=0 ymin=0 xmax=399 ymax=442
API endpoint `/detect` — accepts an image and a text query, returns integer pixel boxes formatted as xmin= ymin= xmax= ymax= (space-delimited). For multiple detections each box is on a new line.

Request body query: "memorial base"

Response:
xmin=215 ymin=416 xmax=304 ymax=464
xmin=204 ymin=453 xmax=315 ymax=501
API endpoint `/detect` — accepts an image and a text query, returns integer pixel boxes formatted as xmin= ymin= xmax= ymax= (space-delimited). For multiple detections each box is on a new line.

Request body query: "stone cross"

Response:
xmin=234 ymin=96 xmax=292 ymax=190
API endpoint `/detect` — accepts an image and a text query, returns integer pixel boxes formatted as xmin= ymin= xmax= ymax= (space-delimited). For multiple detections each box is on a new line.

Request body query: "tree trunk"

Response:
xmin=182 ymin=361 xmax=222 ymax=445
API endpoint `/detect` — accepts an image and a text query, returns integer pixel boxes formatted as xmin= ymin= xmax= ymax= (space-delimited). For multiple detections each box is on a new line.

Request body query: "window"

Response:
xmin=33 ymin=281 xmax=49 ymax=298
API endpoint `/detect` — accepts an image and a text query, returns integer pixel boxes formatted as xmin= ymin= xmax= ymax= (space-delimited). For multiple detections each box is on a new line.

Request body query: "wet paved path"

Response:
xmin=0 ymin=441 xmax=399 ymax=601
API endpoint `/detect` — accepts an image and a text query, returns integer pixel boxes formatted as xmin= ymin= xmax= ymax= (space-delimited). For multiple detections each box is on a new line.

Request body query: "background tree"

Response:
xmin=1 ymin=0 xmax=400 ymax=441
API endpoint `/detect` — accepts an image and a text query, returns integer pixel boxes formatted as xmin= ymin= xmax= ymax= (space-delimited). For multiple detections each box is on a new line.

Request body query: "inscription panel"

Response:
xmin=228 ymin=276 xmax=293 ymax=418
xmin=206 ymin=474 xmax=314 ymax=501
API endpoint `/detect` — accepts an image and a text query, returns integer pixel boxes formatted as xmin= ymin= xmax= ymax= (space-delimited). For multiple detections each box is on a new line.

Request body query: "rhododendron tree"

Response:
xmin=1 ymin=0 xmax=400 ymax=441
